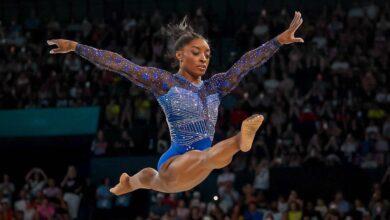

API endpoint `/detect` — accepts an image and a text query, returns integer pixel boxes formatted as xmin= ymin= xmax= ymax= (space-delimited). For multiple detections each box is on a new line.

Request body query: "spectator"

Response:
xmin=314 ymin=198 xmax=328 ymax=217
xmin=244 ymin=202 xmax=263 ymax=220
xmin=91 ymin=130 xmax=108 ymax=156
xmin=277 ymin=195 xmax=289 ymax=213
xmin=61 ymin=166 xmax=82 ymax=220
xmin=302 ymin=201 xmax=321 ymax=219
xmin=0 ymin=199 xmax=14 ymax=220
xmin=330 ymin=191 xmax=350 ymax=217
xmin=54 ymin=192 xmax=70 ymax=220
xmin=288 ymin=191 xmax=303 ymax=208
xmin=105 ymin=99 xmax=121 ymax=127
xmin=218 ymin=182 xmax=239 ymax=213
xmin=0 ymin=174 xmax=15 ymax=203
xmin=36 ymin=198 xmax=55 ymax=220
xmin=150 ymin=193 xmax=170 ymax=217
xmin=96 ymin=178 xmax=113 ymax=219
xmin=369 ymin=191 xmax=390 ymax=220
xmin=253 ymin=160 xmax=270 ymax=192
xmin=217 ymin=167 xmax=235 ymax=192
xmin=42 ymin=178 xmax=61 ymax=199
xmin=340 ymin=134 xmax=358 ymax=161
xmin=284 ymin=201 xmax=302 ymax=220
xmin=189 ymin=206 xmax=202 ymax=220
xmin=113 ymin=130 xmax=135 ymax=154
xmin=242 ymin=184 xmax=256 ymax=205
xmin=24 ymin=168 xmax=48 ymax=197
xmin=23 ymin=199 xmax=37 ymax=220
xmin=14 ymin=190 xmax=28 ymax=214
xmin=263 ymin=201 xmax=282 ymax=220
xmin=348 ymin=199 xmax=370 ymax=219
xmin=176 ymin=199 xmax=189 ymax=220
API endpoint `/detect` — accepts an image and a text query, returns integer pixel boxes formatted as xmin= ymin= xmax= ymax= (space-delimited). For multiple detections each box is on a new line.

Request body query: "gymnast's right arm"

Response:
xmin=47 ymin=39 xmax=174 ymax=95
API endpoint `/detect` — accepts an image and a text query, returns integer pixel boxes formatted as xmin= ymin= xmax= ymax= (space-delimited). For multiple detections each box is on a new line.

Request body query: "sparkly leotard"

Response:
xmin=75 ymin=38 xmax=281 ymax=170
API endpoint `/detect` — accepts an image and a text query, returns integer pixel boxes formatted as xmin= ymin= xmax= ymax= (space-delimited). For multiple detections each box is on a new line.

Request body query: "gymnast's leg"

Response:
xmin=204 ymin=114 xmax=264 ymax=169
xmin=110 ymin=150 xmax=213 ymax=195
xmin=110 ymin=168 xmax=169 ymax=195
xmin=164 ymin=114 xmax=264 ymax=188
xmin=110 ymin=114 xmax=264 ymax=195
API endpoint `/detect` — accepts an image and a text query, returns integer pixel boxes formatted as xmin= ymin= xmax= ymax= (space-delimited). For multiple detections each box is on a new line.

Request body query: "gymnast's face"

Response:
xmin=176 ymin=38 xmax=210 ymax=78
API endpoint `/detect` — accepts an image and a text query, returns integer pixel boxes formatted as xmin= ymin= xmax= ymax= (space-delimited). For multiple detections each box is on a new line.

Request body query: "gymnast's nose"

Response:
xmin=199 ymin=54 xmax=206 ymax=63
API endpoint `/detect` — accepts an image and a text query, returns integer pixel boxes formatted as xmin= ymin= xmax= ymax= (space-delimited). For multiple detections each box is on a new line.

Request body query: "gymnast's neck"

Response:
xmin=178 ymin=69 xmax=202 ymax=84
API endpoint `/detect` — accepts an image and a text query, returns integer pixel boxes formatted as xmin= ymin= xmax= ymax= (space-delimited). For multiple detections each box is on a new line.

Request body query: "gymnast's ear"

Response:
xmin=175 ymin=50 xmax=183 ymax=62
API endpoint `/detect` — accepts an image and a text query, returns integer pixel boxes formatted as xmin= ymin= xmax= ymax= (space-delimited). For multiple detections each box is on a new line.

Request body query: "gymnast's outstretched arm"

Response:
xmin=207 ymin=11 xmax=304 ymax=96
xmin=47 ymin=39 xmax=175 ymax=95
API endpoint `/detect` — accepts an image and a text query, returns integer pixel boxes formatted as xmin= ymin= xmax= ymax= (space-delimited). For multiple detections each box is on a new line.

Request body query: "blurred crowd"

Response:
xmin=0 ymin=1 xmax=389 ymax=167
xmin=0 ymin=167 xmax=85 ymax=220
xmin=0 ymin=0 xmax=390 ymax=219
xmin=1 ymin=166 xmax=390 ymax=219
xmin=143 ymin=166 xmax=390 ymax=220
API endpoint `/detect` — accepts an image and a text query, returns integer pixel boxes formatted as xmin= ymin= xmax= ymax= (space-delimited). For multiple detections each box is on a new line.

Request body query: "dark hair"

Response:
xmin=165 ymin=16 xmax=208 ymax=67
xmin=166 ymin=16 xmax=207 ymax=52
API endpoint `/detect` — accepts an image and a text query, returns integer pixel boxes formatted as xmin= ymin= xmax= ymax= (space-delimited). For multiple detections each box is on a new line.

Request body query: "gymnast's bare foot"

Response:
xmin=110 ymin=173 xmax=134 ymax=195
xmin=240 ymin=114 xmax=264 ymax=152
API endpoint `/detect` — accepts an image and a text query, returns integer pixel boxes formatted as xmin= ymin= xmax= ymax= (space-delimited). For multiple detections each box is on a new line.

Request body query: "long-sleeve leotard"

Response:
xmin=74 ymin=38 xmax=281 ymax=146
xmin=205 ymin=38 xmax=281 ymax=96
xmin=75 ymin=44 xmax=175 ymax=96
xmin=75 ymin=38 xmax=281 ymax=97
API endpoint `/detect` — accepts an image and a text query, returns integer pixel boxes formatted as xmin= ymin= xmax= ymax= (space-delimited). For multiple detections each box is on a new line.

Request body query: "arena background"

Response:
xmin=0 ymin=0 xmax=389 ymax=219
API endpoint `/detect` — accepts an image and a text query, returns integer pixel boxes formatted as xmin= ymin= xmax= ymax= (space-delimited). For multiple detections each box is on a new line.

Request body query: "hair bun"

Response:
xmin=166 ymin=16 xmax=195 ymax=42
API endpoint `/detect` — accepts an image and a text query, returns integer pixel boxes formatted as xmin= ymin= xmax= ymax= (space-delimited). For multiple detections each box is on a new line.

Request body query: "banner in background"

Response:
xmin=0 ymin=107 xmax=100 ymax=137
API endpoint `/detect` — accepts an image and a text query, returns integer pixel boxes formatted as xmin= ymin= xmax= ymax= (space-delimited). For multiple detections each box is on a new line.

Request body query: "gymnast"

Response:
xmin=47 ymin=11 xmax=304 ymax=194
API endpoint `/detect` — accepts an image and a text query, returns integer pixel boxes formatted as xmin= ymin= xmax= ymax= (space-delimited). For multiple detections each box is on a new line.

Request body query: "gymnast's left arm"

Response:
xmin=208 ymin=11 xmax=304 ymax=96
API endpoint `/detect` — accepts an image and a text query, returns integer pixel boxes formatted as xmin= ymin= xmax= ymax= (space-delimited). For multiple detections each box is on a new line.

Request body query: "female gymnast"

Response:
xmin=47 ymin=12 xmax=304 ymax=194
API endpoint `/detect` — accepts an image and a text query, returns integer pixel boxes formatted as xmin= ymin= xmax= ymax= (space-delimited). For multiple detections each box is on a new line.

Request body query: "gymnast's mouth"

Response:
xmin=197 ymin=65 xmax=207 ymax=71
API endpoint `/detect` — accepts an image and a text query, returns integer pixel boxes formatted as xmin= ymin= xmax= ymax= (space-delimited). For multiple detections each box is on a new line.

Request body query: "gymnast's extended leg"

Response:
xmin=203 ymin=114 xmax=264 ymax=169
xmin=110 ymin=114 xmax=264 ymax=194
xmin=110 ymin=168 xmax=170 ymax=195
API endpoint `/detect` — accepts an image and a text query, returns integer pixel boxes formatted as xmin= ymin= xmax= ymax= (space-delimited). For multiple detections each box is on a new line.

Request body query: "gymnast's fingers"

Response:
xmin=290 ymin=11 xmax=300 ymax=28
xmin=292 ymin=18 xmax=303 ymax=32
xmin=292 ymin=37 xmax=304 ymax=43
xmin=47 ymin=39 xmax=59 ymax=46
xmin=289 ymin=11 xmax=299 ymax=29
xmin=290 ymin=12 xmax=301 ymax=30
xmin=50 ymin=48 xmax=63 ymax=54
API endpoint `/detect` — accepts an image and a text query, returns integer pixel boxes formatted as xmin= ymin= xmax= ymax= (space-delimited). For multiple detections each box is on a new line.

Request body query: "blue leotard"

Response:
xmin=75 ymin=38 xmax=281 ymax=170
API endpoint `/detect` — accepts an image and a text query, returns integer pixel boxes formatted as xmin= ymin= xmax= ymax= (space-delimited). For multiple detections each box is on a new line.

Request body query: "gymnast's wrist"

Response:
xmin=71 ymin=41 xmax=78 ymax=52
xmin=73 ymin=42 xmax=82 ymax=53
xmin=274 ymin=36 xmax=283 ymax=47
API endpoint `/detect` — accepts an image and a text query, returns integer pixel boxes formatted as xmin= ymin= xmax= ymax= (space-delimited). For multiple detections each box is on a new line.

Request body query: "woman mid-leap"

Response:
xmin=47 ymin=12 xmax=304 ymax=194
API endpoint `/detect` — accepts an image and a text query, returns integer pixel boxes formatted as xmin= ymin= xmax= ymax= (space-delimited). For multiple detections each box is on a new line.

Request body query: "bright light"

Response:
xmin=213 ymin=195 xmax=218 ymax=201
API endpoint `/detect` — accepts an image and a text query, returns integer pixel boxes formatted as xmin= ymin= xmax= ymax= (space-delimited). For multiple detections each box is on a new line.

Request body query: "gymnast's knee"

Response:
xmin=139 ymin=168 xmax=158 ymax=185
xmin=205 ymin=151 xmax=232 ymax=169
xmin=159 ymin=167 xmax=180 ymax=185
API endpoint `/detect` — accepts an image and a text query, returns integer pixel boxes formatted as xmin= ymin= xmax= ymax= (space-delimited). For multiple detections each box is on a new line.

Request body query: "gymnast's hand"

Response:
xmin=47 ymin=39 xmax=78 ymax=54
xmin=276 ymin=11 xmax=304 ymax=45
